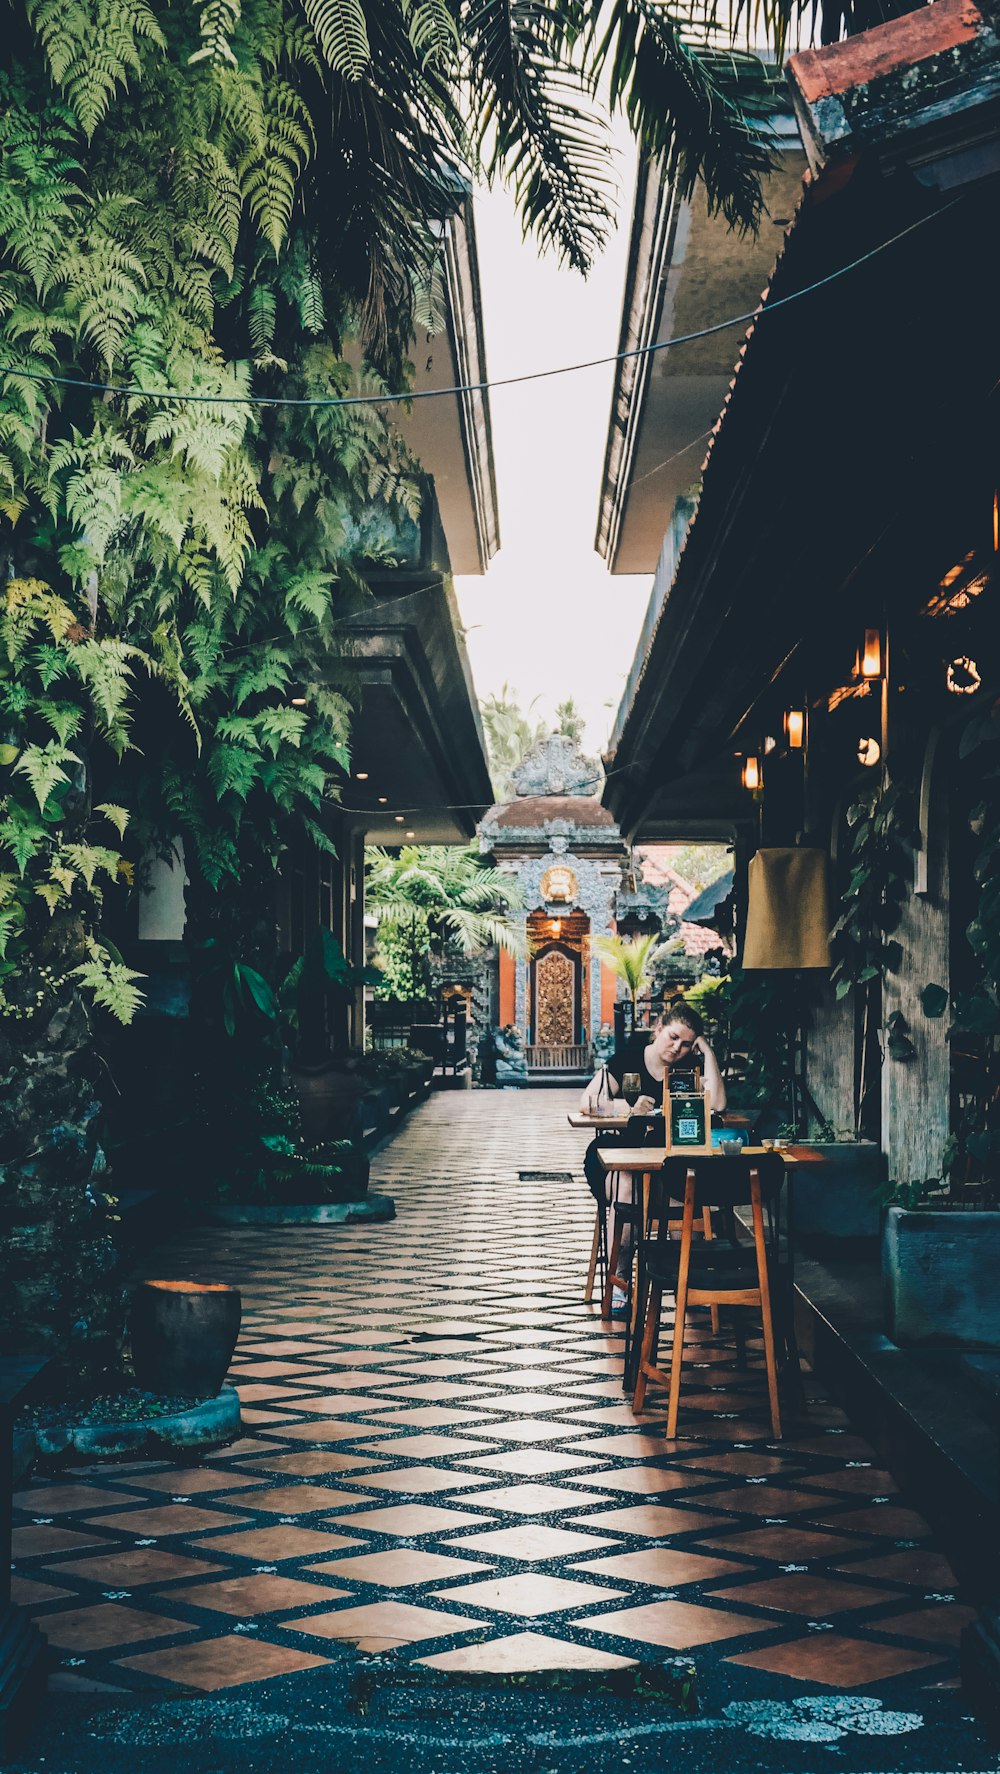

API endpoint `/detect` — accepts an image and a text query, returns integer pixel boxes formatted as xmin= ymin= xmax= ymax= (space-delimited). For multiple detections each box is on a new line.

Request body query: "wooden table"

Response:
xmin=594 ymin=1146 xmax=819 ymax=1393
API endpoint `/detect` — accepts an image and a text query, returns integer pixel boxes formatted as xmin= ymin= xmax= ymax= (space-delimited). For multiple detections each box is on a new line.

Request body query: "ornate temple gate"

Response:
xmin=526 ymin=908 xmax=590 ymax=1070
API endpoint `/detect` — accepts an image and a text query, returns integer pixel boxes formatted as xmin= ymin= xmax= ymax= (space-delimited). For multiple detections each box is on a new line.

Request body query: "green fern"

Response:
xmin=300 ymin=0 xmax=371 ymax=79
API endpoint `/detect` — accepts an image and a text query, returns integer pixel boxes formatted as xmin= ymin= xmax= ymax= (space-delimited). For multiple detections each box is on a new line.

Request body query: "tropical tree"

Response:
xmin=480 ymin=683 xmax=552 ymax=800
xmin=593 ymin=931 xmax=661 ymax=1020
xmin=366 ymin=842 xmax=523 ymax=1000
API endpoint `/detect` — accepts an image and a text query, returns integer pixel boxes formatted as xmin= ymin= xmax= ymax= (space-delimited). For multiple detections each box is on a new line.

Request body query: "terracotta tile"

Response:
xmin=434 ymin=1573 xmax=625 ymax=1616
xmin=13 ymin=1575 xmax=75 ymax=1606
xmin=418 ymin=1631 xmax=634 ymax=1673
xmin=711 ymin=1573 xmax=900 ymax=1613
xmin=339 ymin=1467 xmax=484 ymax=1497
xmin=375 ymin=1383 xmax=495 ymax=1402
xmin=581 ymin=1467 xmax=716 ymax=1495
xmin=209 ymin=1438 xmax=276 ymax=1460
xmin=579 ymin=1599 xmax=773 ymax=1648
xmin=53 ymin=1549 xmax=225 ymax=1588
xmin=353 ymin=1434 xmax=488 ymax=1460
xmin=237 ymin=1451 xmax=386 ymax=1477
xmin=702 ymin=1525 xmax=861 ymax=1562
xmin=692 ymin=1487 xmax=832 ymax=1516
xmin=42 ymin=1603 xmax=198 ymax=1651
xmin=166 ymin=1574 xmax=349 ymax=1613
xmin=229 ymin=1360 xmax=319 ymax=1378
xmin=574 ymin=1548 xmax=745 ymax=1586
xmin=728 ymin=1633 xmax=943 ymax=1685
xmin=474 ymin=1370 xmax=585 ymax=1391
xmin=874 ymin=1603 xmax=977 ymax=1645
xmin=236 ymin=1484 xmax=369 ymax=1514
xmin=674 ymin=1451 xmax=796 ymax=1476
xmin=286 ymin=1394 xmax=396 ymax=1415
xmin=456 ymin=1450 xmax=596 ymax=1477
xmin=285 ymin=1600 xmax=477 ymax=1651
xmin=835 ymin=1548 xmax=958 ymax=1588
xmin=462 ymin=1420 xmax=592 ymax=1444
xmin=235 ymin=1382 xmax=305 ymax=1402
xmin=800 ymin=1467 xmax=900 ymax=1495
xmin=13 ymin=1484 xmax=144 ymax=1516
xmin=119 ymin=1469 xmax=260 ymax=1495
xmin=83 ymin=1505 xmax=249 ymax=1537
xmin=458 ymin=1483 xmax=603 ymax=1516
xmin=239 ymin=1408 xmax=302 ymax=1425
xmin=445 ymin=1525 xmax=614 ymax=1562
xmin=813 ymin=1504 xmax=930 ymax=1538
xmin=574 ymin=1505 xmax=734 ymax=1537
xmin=362 ymin=1407 xmax=498 ymax=1430
xmin=119 ymin=1634 xmax=327 ymax=1690
xmin=329 ymin=1504 xmax=490 ymax=1536
xmin=196 ymin=1525 xmax=362 ymax=1561
xmin=272 ymin=1420 xmax=392 ymax=1443
xmin=308 ymin=1549 xmax=490 ymax=1586
xmin=11 ymin=1525 xmax=104 ymax=1559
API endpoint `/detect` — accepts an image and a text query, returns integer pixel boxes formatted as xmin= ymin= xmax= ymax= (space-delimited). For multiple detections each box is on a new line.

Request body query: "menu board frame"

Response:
xmin=661 ymin=1081 xmax=713 ymax=1153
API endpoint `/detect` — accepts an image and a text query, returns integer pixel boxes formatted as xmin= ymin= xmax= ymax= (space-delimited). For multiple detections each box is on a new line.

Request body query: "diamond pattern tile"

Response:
xmin=26 ymin=1088 xmax=966 ymax=1702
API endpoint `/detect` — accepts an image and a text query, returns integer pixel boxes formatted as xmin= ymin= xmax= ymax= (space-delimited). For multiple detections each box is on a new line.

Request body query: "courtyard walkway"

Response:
xmin=11 ymin=1090 xmax=994 ymax=1770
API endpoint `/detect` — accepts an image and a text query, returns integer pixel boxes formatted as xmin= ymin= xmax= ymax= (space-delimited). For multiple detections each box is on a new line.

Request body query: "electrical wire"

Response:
xmin=0 ymin=200 xmax=957 ymax=413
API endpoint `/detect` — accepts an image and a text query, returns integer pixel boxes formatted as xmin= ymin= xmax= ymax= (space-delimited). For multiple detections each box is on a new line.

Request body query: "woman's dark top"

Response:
xmin=605 ymin=1034 xmax=661 ymax=1100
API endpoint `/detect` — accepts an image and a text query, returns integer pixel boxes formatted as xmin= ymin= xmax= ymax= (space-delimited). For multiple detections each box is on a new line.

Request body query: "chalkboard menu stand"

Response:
xmin=661 ymin=1079 xmax=713 ymax=1153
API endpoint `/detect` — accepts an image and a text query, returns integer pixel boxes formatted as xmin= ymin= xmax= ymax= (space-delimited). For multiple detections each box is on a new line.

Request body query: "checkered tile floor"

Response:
xmin=13 ymin=1089 xmax=971 ymax=1699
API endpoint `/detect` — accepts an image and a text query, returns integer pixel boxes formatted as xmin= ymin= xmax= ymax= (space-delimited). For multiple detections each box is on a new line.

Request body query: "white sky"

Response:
xmin=454 ymin=121 xmax=654 ymax=762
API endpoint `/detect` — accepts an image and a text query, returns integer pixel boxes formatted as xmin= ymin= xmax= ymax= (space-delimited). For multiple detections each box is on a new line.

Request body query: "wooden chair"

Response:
xmin=633 ymin=1153 xmax=788 ymax=1438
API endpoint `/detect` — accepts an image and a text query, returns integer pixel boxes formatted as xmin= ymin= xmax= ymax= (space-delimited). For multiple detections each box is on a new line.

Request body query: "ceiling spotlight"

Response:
xmin=291 ymin=695 xmax=307 ymax=707
xmin=377 ymin=796 xmax=388 ymax=804
xmin=946 ymin=655 xmax=981 ymax=695
xmin=394 ymin=815 xmax=405 ymax=823
xmin=858 ymin=736 xmax=881 ymax=767
xmin=405 ymin=829 xmax=415 ymax=838
xmin=355 ymin=771 xmax=369 ymax=780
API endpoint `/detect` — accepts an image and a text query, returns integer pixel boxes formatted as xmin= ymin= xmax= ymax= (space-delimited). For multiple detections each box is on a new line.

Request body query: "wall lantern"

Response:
xmin=742 ymin=755 xmax=761 ymax=791
xmin=860 ymin=629 xmax=883 ymax=679
xmin=784 ymin=708 xmax=805 ymax=749
xmin=946 ymin=656 xmax=982 ymax=695
xmin=858 ymin=735 xmax=881 ymax=767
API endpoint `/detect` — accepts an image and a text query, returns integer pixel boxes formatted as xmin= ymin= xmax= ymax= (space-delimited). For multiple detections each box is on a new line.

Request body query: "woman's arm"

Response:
xmin=580 ymin=1068 xmax=620 ymax=1111
xmin=697 ymin=1038 xmax=727 ymax=1114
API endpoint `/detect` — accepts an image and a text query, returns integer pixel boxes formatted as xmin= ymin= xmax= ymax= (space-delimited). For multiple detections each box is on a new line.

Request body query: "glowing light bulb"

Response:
xmin=742 ymin=756 xmax=760 ymax=791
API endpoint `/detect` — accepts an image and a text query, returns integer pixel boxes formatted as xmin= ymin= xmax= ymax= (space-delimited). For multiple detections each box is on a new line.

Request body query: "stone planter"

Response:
xmin=31 ymin=1388 xmax=241 ymax=1463
xmin=791 ymin=1140 xmax=883 ymax=1240
xmin=207 ymin=1196 xmax=395 ymax=1227
xmin=130 ymin=1280 xmax=241 ymax=1398
xmin=883 ymin=1207 xmax=1000 ymax=1349
xmin=359 ymin=1088 xmax=391 ymax=1140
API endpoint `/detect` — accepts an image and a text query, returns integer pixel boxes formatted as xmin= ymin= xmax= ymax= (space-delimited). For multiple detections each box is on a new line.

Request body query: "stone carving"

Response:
xmin=510 ymin=734 xmax=601 ymax=799
xmin=535 ymin=948 xmax=576 ymax=1045
xmin=494 ymin=1024 xmax=528 ymax=1084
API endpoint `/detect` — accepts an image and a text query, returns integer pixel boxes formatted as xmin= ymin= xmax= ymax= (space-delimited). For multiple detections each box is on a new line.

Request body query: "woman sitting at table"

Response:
xmin=580 ymin=1001 xmax=730 ymax=1314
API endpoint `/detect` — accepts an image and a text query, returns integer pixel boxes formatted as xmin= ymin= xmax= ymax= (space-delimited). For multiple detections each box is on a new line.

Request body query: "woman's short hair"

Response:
xmin=655 ymin=999 xmax=704 ymax=1038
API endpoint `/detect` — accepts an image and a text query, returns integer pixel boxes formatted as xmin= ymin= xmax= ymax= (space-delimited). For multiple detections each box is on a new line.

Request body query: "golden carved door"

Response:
xmin=534 ymin=948 xmax=576 ymax=1045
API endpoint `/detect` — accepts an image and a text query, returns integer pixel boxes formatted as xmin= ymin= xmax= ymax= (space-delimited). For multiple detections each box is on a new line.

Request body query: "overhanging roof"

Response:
xmin=332 ymin=495 xmax=493 ymax=844
xmin=603 ymin=0 xmax=1000 ymax=839
xmin=595 ymin=122 xmax=805 ymax=576
xmin=396 ymin=199 xmax=500 ymax=576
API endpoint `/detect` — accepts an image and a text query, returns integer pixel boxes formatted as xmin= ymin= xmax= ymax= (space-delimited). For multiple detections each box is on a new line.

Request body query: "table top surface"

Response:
xmin=595 ymin=1144 xmax=818 ymax=1170
xmin=568 ymin=1110 xmax=755 ymax=1132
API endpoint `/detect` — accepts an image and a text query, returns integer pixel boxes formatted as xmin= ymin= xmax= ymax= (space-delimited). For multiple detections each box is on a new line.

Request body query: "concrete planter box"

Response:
xmin=883 ymin=1207 xmax=1000 ymax=1349
xmin=791 ymin=1140 xmax=883 ymax=1239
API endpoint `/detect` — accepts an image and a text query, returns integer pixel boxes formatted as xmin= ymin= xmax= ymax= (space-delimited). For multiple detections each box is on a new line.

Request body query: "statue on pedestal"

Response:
xmin=494 ymin=1024 xmax=528 ymax=1085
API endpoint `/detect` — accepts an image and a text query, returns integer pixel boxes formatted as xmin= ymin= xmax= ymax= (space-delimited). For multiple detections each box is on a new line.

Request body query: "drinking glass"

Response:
xmin=621 ymin=1071 xmax=642 ymax=1111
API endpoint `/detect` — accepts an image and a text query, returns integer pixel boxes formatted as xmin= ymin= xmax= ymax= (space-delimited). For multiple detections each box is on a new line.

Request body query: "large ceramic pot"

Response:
xmin=131 ymin=1280 xmax=241 ymax=1398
